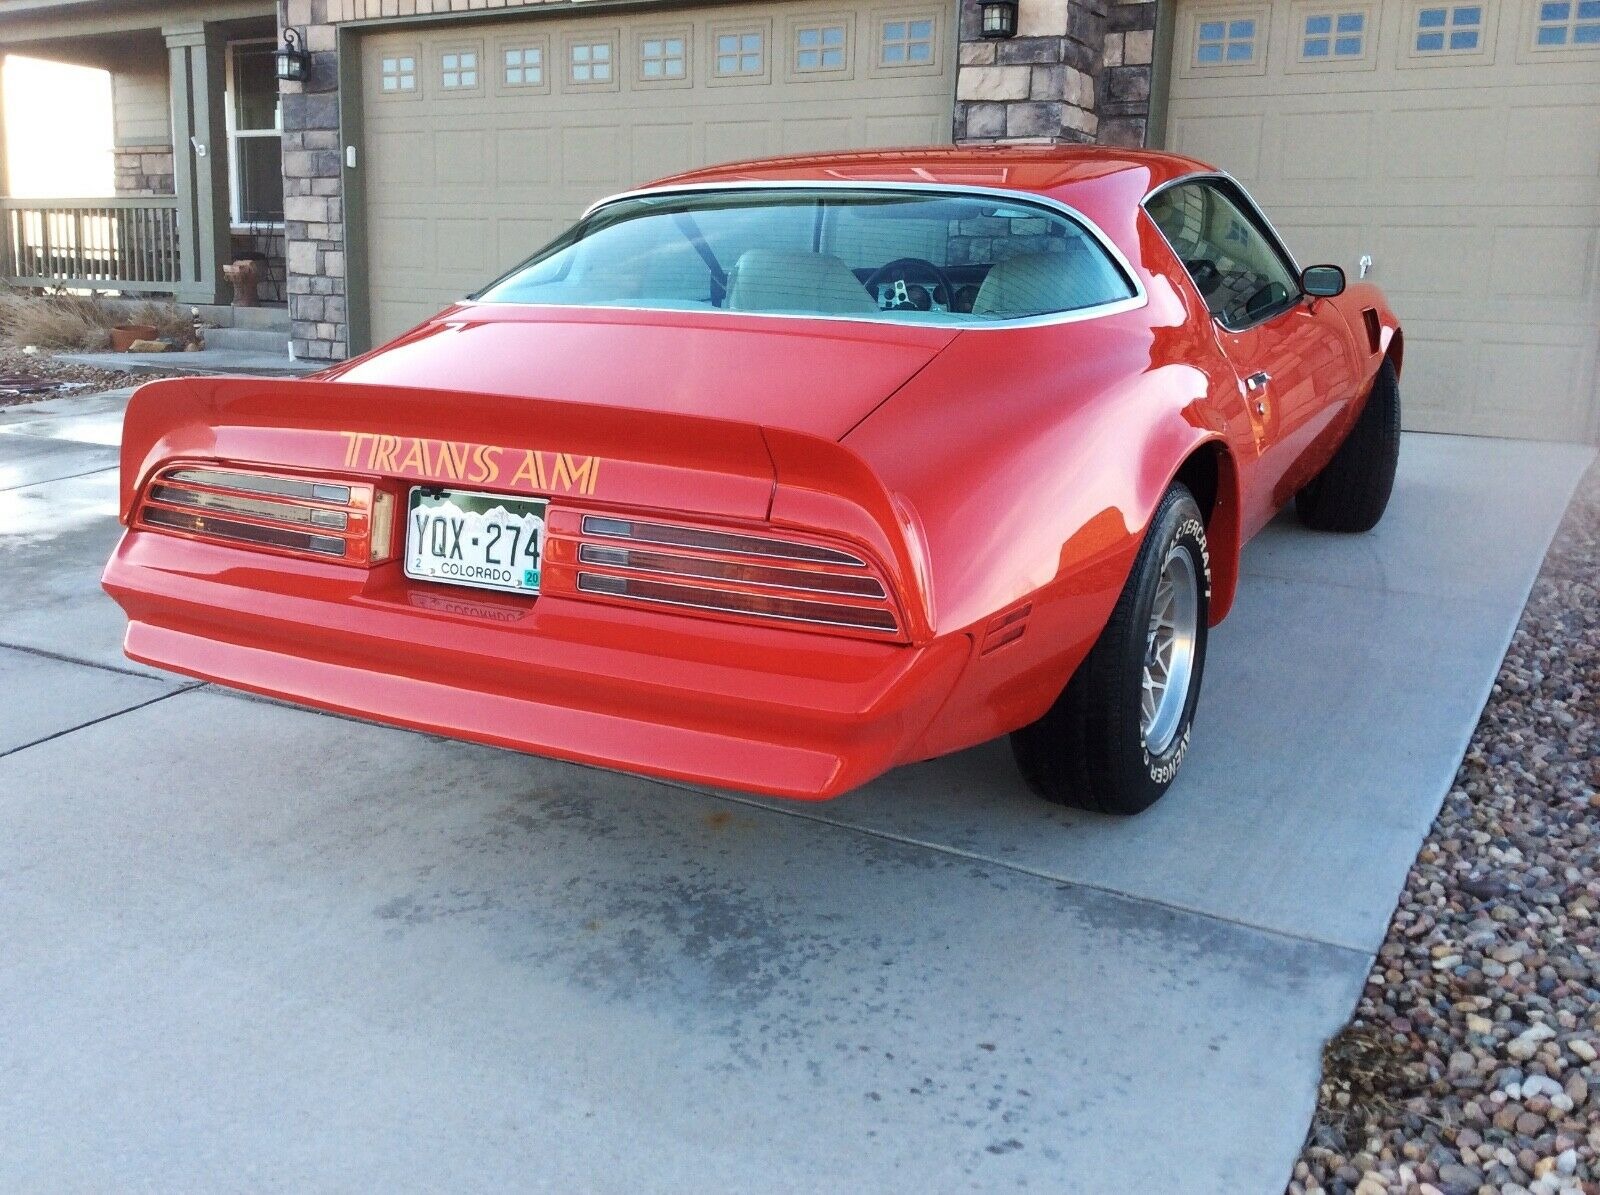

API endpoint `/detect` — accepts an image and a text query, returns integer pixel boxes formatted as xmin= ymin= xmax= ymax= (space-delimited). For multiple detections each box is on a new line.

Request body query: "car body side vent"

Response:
xmin=1361 ymin=307 xmax=1382 ymax=355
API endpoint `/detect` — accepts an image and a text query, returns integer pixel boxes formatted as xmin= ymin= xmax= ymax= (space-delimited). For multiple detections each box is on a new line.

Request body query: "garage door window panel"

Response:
xmin=480 ymin=190 xmax=1138 ymax=325
xmin=567 ymin=34 xmax=620 ymax=91
xmin=1182 ymin=7 xmax=1271 ymax=75
xmin=1287 ymin=0 xmax=1378 ymax=69
xmin=497 ymin=37 xmax=550 ymax=94
xmin=636 ymin=27 xmax=692 ymax=87
xmin=788 ymin=16 xmax=854 ymax=77
xmin=1146 ymin=181 xmax=1302 ymax=331
xmin=872 ymin=8 xmax=943 ymax=74
xmin=377 ymin=48 xmax=422 ymax=97
xmin=1400 ymin=0 xmax=1497 ymax=61
xmin=436 ymin=43 xmax=484 ymax=96
xmin=709 ymin=21 xmax=772 ymax=83
xmin=1531 ymin=0 xmax=1600 ymax=45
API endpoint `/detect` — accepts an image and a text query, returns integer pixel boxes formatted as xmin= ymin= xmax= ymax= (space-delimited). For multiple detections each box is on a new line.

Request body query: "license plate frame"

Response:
xmin=403 ymin=487 xmax=548 ymax=597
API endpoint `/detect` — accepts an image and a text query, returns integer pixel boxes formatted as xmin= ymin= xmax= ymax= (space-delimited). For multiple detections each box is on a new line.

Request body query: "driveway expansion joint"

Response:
xmin=0 ymin=463 xmax=117 ymax=492
xmin=0 ymin=639 xmax=182 ymax=682
xmin=0 ymin=684 xmax=202 ymax=761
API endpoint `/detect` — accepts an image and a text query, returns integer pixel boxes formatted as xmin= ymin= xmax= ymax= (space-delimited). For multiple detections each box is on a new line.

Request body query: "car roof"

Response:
xmin=641 ymin=145 xmax=1215 ymax=203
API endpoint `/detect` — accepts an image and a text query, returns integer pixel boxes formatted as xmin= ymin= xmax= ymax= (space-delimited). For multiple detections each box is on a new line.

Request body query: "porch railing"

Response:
xmin=1 ymin=197 xmax=183 ymax=293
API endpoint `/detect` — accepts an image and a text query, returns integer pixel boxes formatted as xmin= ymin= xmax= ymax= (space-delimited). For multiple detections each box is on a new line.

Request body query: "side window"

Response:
xmin=1146 ymin=181 xmax=1300 ymax=328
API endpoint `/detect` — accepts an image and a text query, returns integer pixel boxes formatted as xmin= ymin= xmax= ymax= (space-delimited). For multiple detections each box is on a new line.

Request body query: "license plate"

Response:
xmin=404 ymin=487 xmax=547 ymax=596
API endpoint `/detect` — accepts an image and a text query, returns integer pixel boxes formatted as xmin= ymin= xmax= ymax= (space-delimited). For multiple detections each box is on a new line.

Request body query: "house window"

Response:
xmin=441 ymin=51 xmax=478 ymax=89
xmin=570 ymin=41 xmax=613 ymax=83
xmin=1196 ymin=17 xmax=1259 ymax=63
xmin=1301 ymin=10 xmax=1366 ymax=55
xmin=1534 ymin=0 xmax=1600 ymax=45
xmin=380 ymin=54 xmax=418 ymax=91
xmin=640 ymin=36 xmax=687 ymax=78
xmin=795 ymin=23 xmax=848 ymax=70
xmin=503 ymin=46 xmax=543 ymax=86
xmin=1414 ymin=4 xmax=1483 ymax=50
xmin=226 ymin=40 xmax=283 ymax=226
xmin=880 ymin=18 xmax=935 ymax=64
xmin=715 ymin=31 xmax=765 ymax=75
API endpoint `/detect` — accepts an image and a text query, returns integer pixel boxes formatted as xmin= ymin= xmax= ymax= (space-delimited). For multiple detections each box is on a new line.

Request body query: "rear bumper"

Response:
xmin=103 ymin=531 xmax=971 ymax=799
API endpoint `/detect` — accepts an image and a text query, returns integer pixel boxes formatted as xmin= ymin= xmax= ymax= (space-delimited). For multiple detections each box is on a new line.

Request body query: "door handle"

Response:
xmin=1245 ymin=372 xmax=1270 ymax=416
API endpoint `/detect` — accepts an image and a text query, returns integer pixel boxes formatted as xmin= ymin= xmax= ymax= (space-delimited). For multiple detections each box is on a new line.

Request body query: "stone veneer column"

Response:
xmin=953 ymin=0 xmax=1105 ymax=143
xmin=279 ymin=0 xmax=346 ymax=361
xmin=953 ymin=0 xmax=1157 ymax=147
xmin=1097 ymin=0 xmax=1157 ymax=146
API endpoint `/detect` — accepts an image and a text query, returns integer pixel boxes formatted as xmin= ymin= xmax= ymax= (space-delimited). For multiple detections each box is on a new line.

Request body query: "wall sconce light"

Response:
xmin=979 ymin=0 xmax=1020 ymax=37
xmin=275 ymin=28 xmax=309 ymax=82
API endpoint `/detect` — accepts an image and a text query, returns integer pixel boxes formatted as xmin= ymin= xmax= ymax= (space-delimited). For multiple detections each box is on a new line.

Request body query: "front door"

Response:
xmin=1146 ymin=177 xmax=1359 ymax=532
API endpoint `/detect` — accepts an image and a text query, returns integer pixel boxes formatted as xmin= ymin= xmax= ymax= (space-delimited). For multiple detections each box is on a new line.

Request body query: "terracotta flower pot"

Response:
xmin=110 ymin=324 xmax=159 ymax=352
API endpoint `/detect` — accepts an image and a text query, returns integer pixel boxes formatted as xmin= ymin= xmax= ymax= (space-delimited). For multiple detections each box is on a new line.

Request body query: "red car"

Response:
xmin=103 ymin=147 xmax=1402 ymax=814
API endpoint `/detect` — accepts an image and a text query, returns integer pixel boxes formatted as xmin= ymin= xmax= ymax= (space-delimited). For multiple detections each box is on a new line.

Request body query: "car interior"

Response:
xmin=482 ymin=192 xmax=1139 ymax=322
xmin=1145 ymin=181 xmax=1300 ymax=327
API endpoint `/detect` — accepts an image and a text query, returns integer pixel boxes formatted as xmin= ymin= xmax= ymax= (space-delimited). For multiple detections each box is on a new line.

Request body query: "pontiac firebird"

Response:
xmin=102 ymin=147 xmax=1403 ymax=814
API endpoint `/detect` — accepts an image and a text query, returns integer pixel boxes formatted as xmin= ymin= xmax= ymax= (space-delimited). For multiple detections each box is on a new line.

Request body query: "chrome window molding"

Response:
xmin=471 ymin=180 xmax=1149 ymax=332
xmin=1140 ymin=169 xmax=1309 ymax=333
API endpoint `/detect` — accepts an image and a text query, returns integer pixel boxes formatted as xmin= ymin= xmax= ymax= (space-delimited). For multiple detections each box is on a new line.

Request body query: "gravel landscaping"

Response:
xmin=1290 ymin=457 xmax=1600 ymax=1195
xmin=0 ymin=348 xmax=191 ymax=409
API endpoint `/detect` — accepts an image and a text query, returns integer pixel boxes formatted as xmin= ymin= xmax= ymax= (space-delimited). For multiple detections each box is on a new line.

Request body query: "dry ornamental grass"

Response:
xmin=0 ymin=291 xmax=193 ymax=351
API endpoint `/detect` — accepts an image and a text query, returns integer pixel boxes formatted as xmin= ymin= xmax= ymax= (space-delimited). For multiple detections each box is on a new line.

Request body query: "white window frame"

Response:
xmin=1178 ymin=5 xmax=1271 ymax=76
xmin=225 ymin=37 xmax=284 ymax=231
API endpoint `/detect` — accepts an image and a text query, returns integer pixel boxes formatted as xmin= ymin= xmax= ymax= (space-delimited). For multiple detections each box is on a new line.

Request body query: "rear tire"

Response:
xmin=1010 ymin=484 xmax=1210 ymax=815
xmin=1295 ymin=358 xmax=1400 ymax=533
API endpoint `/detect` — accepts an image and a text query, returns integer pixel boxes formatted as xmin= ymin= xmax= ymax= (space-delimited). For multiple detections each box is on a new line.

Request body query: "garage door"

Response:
xmin=1164 ymin=0 xmax=1600 ymax=442
xmin=359 ymin=3 xmax=955 ymax=345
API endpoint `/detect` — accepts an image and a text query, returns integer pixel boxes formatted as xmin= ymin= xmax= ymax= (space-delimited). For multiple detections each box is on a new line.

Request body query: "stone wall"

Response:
xmin=280 ymin=0 xmax=347 ymax=361
xmin=1098 ymin=0 xmax=1157 ymax=146
xmin=953 ymin=0 xmax=1104 ymax=143
xmin=114 ymin=144 xmax=175 ymax=197
xmin=279 ymin=0 xmax=1157 ymax=360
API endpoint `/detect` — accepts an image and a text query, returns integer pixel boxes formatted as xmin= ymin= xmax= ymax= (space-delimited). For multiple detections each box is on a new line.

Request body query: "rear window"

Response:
xmin=477 ymin=188 xmax=1138 ymax=325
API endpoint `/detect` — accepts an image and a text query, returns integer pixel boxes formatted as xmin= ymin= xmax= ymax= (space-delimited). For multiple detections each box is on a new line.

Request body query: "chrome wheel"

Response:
xmin=1140 ymin=544 xmax=1199 ymax=756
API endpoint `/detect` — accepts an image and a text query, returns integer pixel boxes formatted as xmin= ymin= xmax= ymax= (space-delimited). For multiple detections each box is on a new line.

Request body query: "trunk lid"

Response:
xmin=320 ymin=303 xmax=960 ymax=442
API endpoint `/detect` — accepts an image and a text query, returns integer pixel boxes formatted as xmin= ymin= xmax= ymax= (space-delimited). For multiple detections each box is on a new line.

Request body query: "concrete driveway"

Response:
xmin=0 ymin=388 xmax=1591 ymax=1193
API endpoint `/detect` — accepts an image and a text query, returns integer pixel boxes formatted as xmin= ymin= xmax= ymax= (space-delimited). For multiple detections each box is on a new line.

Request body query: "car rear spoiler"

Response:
xmin=117 ymin=376 xmax=935 ymax=639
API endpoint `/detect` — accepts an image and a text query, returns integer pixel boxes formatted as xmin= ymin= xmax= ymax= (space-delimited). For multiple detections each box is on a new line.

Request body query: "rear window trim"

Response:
xmin=474 ymin=181 xmax=1148 ymax=332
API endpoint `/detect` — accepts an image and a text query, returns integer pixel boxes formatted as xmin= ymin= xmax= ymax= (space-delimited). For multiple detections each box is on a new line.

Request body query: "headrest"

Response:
xmin=725 ymin=249 xmax=878 ymax=315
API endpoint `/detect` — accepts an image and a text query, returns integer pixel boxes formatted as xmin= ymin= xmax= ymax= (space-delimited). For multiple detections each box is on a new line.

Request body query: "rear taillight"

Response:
xmin=570 ymin=515 xmax=900 ymax=635
xmin=137 ymin=466 xmax=395 ymax=564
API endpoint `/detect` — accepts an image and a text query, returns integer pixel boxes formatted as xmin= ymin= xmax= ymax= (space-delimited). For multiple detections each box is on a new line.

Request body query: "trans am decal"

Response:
xmin=339 ymin=432 xmax=601 ymax=496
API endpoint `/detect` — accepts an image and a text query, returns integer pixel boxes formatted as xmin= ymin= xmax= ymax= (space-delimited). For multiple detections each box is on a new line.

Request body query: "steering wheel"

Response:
xmin=864 ymin=257 xmax=956 ymax=312
xmin=1184 ymin=258 xmax=1224 ymax=299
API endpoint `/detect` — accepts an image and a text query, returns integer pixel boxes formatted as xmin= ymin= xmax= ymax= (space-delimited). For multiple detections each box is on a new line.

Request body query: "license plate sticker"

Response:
xmin=404 ymin=487 xmax=547 ymax=596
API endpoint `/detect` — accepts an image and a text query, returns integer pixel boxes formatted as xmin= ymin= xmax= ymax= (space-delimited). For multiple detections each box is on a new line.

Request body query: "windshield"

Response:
xmin=477 ymin=188 xmax=1138 ymax=325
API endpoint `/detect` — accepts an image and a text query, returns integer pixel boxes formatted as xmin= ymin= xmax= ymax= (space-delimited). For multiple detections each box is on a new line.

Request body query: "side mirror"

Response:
xmin=1301 ymin=264 xmax=1346 ymax=298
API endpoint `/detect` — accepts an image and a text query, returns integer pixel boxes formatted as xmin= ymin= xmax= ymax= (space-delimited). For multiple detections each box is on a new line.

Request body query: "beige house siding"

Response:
xmin=109 ymin=57 xmax=175 ymax=196
xmin=110 ymin=59 xmax=170 ymax=146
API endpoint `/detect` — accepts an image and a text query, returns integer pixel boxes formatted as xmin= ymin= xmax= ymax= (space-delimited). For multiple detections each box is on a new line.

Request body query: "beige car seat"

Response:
xmin=724 ymin=249 xmax=879 ymax=315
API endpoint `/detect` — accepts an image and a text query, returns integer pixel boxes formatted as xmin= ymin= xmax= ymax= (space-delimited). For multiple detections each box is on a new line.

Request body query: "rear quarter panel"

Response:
xmin=843 ymin=293 xmax=1246 ymax=753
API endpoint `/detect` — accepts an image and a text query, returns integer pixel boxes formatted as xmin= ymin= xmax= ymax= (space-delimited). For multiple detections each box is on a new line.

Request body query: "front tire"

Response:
xmin=1010 ymin=484 xmax=1211 ymax=815
xmin=1296 ymin=358 xmax=1400 ymax=533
